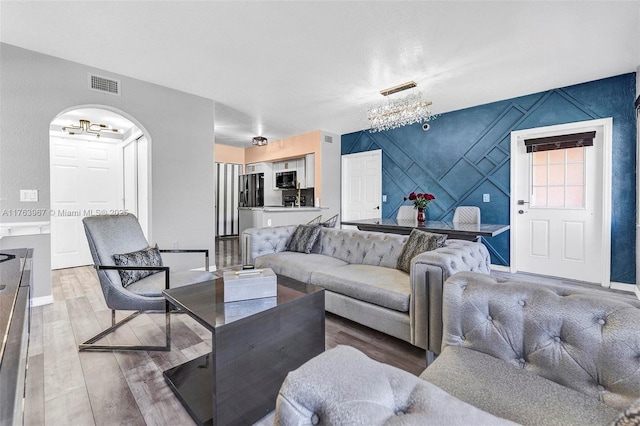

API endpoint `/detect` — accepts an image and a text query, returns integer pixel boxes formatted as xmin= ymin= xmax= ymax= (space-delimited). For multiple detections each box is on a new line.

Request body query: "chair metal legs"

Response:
xmin=79 ymin=300 xmax=171 ymax=352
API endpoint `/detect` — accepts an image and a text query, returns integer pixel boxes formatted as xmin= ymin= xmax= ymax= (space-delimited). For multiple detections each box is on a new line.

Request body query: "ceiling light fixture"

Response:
xmin=367 ymin=81 xmax=437 ymax=133
xmin=252 ymin=136 xmax=268 ymax=146
xmin=62 ymin=119 xmax=119 ymax=138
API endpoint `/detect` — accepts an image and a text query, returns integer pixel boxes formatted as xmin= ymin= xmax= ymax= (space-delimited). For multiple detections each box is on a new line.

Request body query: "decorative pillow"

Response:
xmin=396 ymin=229 xmax=448 ymax=273
xmin=112 ymin=244 xmax=163 ymax=287
xmin=286 ymin=224 xmax=322 ymax=254
xmin=611 ymin=397 xmax=640 ymax=426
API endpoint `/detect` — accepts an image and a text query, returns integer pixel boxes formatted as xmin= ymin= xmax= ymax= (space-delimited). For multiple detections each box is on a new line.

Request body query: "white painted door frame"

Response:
xmin=510 ymin=118 xmax=613 ymax=287
xmin=341 ymin=150 xmax=382 ymax=225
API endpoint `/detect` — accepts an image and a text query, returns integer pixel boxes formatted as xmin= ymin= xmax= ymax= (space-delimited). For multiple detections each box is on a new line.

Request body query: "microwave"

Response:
xmin=276 ymin=171 xmax=297 ymax=189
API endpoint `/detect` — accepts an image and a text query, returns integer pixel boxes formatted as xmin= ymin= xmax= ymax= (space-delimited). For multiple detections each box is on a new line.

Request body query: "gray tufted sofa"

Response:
xmin=421 ymin=271 xmax=640 ymax=425
xmin=242 ymin=225 xmax=491 ymax=354
xmin=275 ymin=271 xmax=640 ymax=425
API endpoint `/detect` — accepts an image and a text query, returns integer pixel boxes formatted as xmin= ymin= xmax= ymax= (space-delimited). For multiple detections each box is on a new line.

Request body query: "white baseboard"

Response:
xmin=490 ymin=264 xmax=510 ymax=272
xmin=610 ymin=281 xmax=636 ymax=293
xmin=31 ymin=295 xmax=54 ymax=307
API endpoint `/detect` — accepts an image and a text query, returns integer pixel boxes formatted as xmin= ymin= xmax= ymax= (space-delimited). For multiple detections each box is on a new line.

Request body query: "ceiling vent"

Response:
xmin=88 ymin=74 xmax=120 ymax=95
xmin=324 ymin=135 xmax=333 ymax=143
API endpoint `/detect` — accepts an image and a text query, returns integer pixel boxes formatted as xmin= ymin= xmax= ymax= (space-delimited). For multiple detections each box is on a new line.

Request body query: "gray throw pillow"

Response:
xmin=112 ymin=244 xmax=163 ymax=287
xmin=287 ymin=224 xmax=322 ymax=254
xmin=397 ymin=229 xmax=447 ymax=273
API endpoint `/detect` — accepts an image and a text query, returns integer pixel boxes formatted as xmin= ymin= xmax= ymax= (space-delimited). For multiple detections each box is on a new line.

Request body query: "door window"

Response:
xmin=531 ymin=147 xmax=585 ymax=209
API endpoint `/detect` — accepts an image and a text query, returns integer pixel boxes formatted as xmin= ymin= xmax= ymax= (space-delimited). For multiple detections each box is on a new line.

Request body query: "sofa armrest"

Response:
xmin=241 ymin=225 xmax=297 ymax=265
xmin=409 ymin=240 xmax=490 ymax=355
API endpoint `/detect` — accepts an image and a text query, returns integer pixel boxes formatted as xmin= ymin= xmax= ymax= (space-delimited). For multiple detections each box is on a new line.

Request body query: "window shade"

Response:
xmin=524 ymin=131 xmax=596 ymax=152
xmin=524 ymin=131 xmax=595 ymax=153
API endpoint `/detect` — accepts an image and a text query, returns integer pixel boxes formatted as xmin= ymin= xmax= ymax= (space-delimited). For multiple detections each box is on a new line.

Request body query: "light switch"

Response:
xmin=483 ymin=194 xmax=490 ymax=203
xmin=382 ymin=194 xmax=387 ymax=202
xmin=20 ymin=189 xmax=38 ymax=202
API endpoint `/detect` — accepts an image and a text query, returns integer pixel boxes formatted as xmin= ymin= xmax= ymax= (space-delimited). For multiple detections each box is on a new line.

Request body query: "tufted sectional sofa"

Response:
xmin=242 ymin=225 xmax=491 ymax=355
xmin=275 ymin=271 xmax=640 ymax=425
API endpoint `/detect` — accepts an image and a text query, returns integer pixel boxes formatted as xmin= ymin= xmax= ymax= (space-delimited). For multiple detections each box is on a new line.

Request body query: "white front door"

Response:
xmin=341 ymin=150 xmax=382 ymax=223
xmin=511 ymin=119 xmax=612 ymax=285
xmin=50 ymin=137 xmax=122 ymax=269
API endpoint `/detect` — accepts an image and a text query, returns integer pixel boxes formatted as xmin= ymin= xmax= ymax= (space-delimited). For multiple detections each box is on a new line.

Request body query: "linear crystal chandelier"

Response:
xmin=367 ymin=81 xmax=436 ymax=133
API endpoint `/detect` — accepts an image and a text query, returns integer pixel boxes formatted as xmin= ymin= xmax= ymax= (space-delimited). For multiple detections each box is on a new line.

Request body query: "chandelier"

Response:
xmin=252 ymin=136 xmax=268 ymax=146
xmin=62 ymin=119 xmax=119 ymax=138
xmin=367 ymin=81 xmax=436 ymax=133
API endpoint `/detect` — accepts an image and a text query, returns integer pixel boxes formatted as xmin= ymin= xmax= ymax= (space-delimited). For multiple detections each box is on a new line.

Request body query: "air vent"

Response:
xmin=89 ymin=74 xmax=120 ymax=95
xmin=324 ymin=135 xmax=333 ymax=143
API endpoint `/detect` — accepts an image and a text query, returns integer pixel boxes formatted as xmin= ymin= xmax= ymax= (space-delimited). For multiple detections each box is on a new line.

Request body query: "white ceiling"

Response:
xmin=1 ymin=1 xmax=639 ymax=148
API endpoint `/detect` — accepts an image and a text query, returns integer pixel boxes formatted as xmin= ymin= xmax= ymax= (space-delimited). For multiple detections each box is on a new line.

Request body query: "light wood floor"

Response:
xmin=29 ymin=237 xmax=629 ymax=425
xmin=24 ymin=238 xmax=426 ymax=426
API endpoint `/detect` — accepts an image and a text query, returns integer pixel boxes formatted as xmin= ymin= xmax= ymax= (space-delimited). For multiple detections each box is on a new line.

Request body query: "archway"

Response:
xmin=49 ymin=105 xmax=152 ymax=269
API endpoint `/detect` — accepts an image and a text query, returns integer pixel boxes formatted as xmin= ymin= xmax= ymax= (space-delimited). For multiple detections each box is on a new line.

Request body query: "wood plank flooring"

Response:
xmin=29 ymin=236 xmax=626 ymax=425
xmin=24 ymin=238 xmax=426 ymax=426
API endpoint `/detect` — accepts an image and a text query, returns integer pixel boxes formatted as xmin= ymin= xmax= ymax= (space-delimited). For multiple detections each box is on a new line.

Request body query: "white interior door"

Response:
xmin=137 ymin=136 xmax=149 ymax=240
xmin=123 ymin=140 xmax=137 ymax=215
xmin=511 ymin=119 xmax=612 ymax=285
xmin=122 ymin=136 xmax=149 ymax=239
xmin=341 ymin=150 xmax=382 ymax=222
xmin=50 ymin=137 xmax=122 ymax=269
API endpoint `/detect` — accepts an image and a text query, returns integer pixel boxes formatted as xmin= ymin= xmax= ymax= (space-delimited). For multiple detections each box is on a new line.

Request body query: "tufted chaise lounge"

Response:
xmin=275 ymin=271 xmax=640 ymax=425
xmin=242 ymin=225 xmax=491 ymax=356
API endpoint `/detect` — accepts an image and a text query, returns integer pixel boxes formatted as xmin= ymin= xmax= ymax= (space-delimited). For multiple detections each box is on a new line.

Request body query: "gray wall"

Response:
xmin=0 ymin=43 xmax=215 ymax=299
xmin=320 ymin=131 xmax=342 ymax=222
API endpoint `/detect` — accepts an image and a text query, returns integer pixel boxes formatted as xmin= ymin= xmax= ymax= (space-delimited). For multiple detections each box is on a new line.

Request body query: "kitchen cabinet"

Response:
xmin=245 ymin=162 xmax=269 ymax=174
xmin=272 ymin=155 xmax=315 ymax=189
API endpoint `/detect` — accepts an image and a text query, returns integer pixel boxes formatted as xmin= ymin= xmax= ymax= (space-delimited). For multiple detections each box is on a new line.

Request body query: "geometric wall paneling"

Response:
xmin=342 ymin=73 xmax=636 ymax=282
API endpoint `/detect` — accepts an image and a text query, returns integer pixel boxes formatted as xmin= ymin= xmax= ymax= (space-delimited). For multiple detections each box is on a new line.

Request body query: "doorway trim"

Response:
xmin=49 ymin=104 xmax=153 ymax=263
xmin=510 ymin=118 xmax=612 ymax=287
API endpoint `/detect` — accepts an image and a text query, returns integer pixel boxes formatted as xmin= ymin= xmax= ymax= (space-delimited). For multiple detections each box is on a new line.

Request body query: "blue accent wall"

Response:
xmin=342 ymin=73 xmax=637 ymax=284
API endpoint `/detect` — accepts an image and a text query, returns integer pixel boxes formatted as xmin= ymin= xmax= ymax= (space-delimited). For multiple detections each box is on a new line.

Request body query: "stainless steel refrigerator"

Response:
xmin=239 ymin=173 xmax=264 ymax=207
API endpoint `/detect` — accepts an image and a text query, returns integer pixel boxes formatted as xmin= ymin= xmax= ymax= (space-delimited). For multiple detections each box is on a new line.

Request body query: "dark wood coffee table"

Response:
xmin=163 ymin=274 xmax=325 ymax=426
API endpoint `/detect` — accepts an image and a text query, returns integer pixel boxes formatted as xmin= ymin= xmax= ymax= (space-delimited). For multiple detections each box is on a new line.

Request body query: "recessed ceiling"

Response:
xmin=50 ymin=108 xmax=137 ymax=141
xmin=2 ymin=1 xmax=638 ymax=148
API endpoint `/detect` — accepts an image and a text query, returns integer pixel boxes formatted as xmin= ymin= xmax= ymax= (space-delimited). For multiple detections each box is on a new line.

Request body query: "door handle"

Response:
xmin=517 ymin=200 xmax=530 ymax=205
xmin=374 ymin=206 xmax=380 ymax=210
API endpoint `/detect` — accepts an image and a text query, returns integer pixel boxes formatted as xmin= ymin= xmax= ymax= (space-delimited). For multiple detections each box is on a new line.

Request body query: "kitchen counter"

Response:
xmin=238 ymin=206 xmax=329 ymax=237
xmin=239 ymin=206 xmax=323 ymax=212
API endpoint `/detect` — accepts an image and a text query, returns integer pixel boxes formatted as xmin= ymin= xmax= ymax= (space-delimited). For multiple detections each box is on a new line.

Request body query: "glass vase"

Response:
xmin=417 ymin=207 xmax=426 ymax=223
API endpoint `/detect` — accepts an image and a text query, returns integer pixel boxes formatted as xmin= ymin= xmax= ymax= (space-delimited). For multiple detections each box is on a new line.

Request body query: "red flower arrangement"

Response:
xmin=404 ymin=192 xmax=435 ymax=209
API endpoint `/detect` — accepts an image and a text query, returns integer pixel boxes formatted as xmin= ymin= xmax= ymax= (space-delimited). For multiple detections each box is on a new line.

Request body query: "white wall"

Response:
xmin=0 ymin=43 xmax=215 ymax=299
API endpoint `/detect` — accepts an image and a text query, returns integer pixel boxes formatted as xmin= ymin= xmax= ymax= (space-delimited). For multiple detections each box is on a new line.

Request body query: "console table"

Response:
xmin=0 ymin=248 xmax=33 ymax=425
xmin=341 ymin=218 xmax=510 ymax=241
xmin=163 ymin=275 xmax=324 ymax=426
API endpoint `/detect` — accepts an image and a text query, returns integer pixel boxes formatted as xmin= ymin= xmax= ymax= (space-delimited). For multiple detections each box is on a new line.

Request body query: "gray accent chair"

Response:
xmin=81 ymin=214 xmax=214 ymax=352
xmin=275 ymin=272 xmax=640 ymax=425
